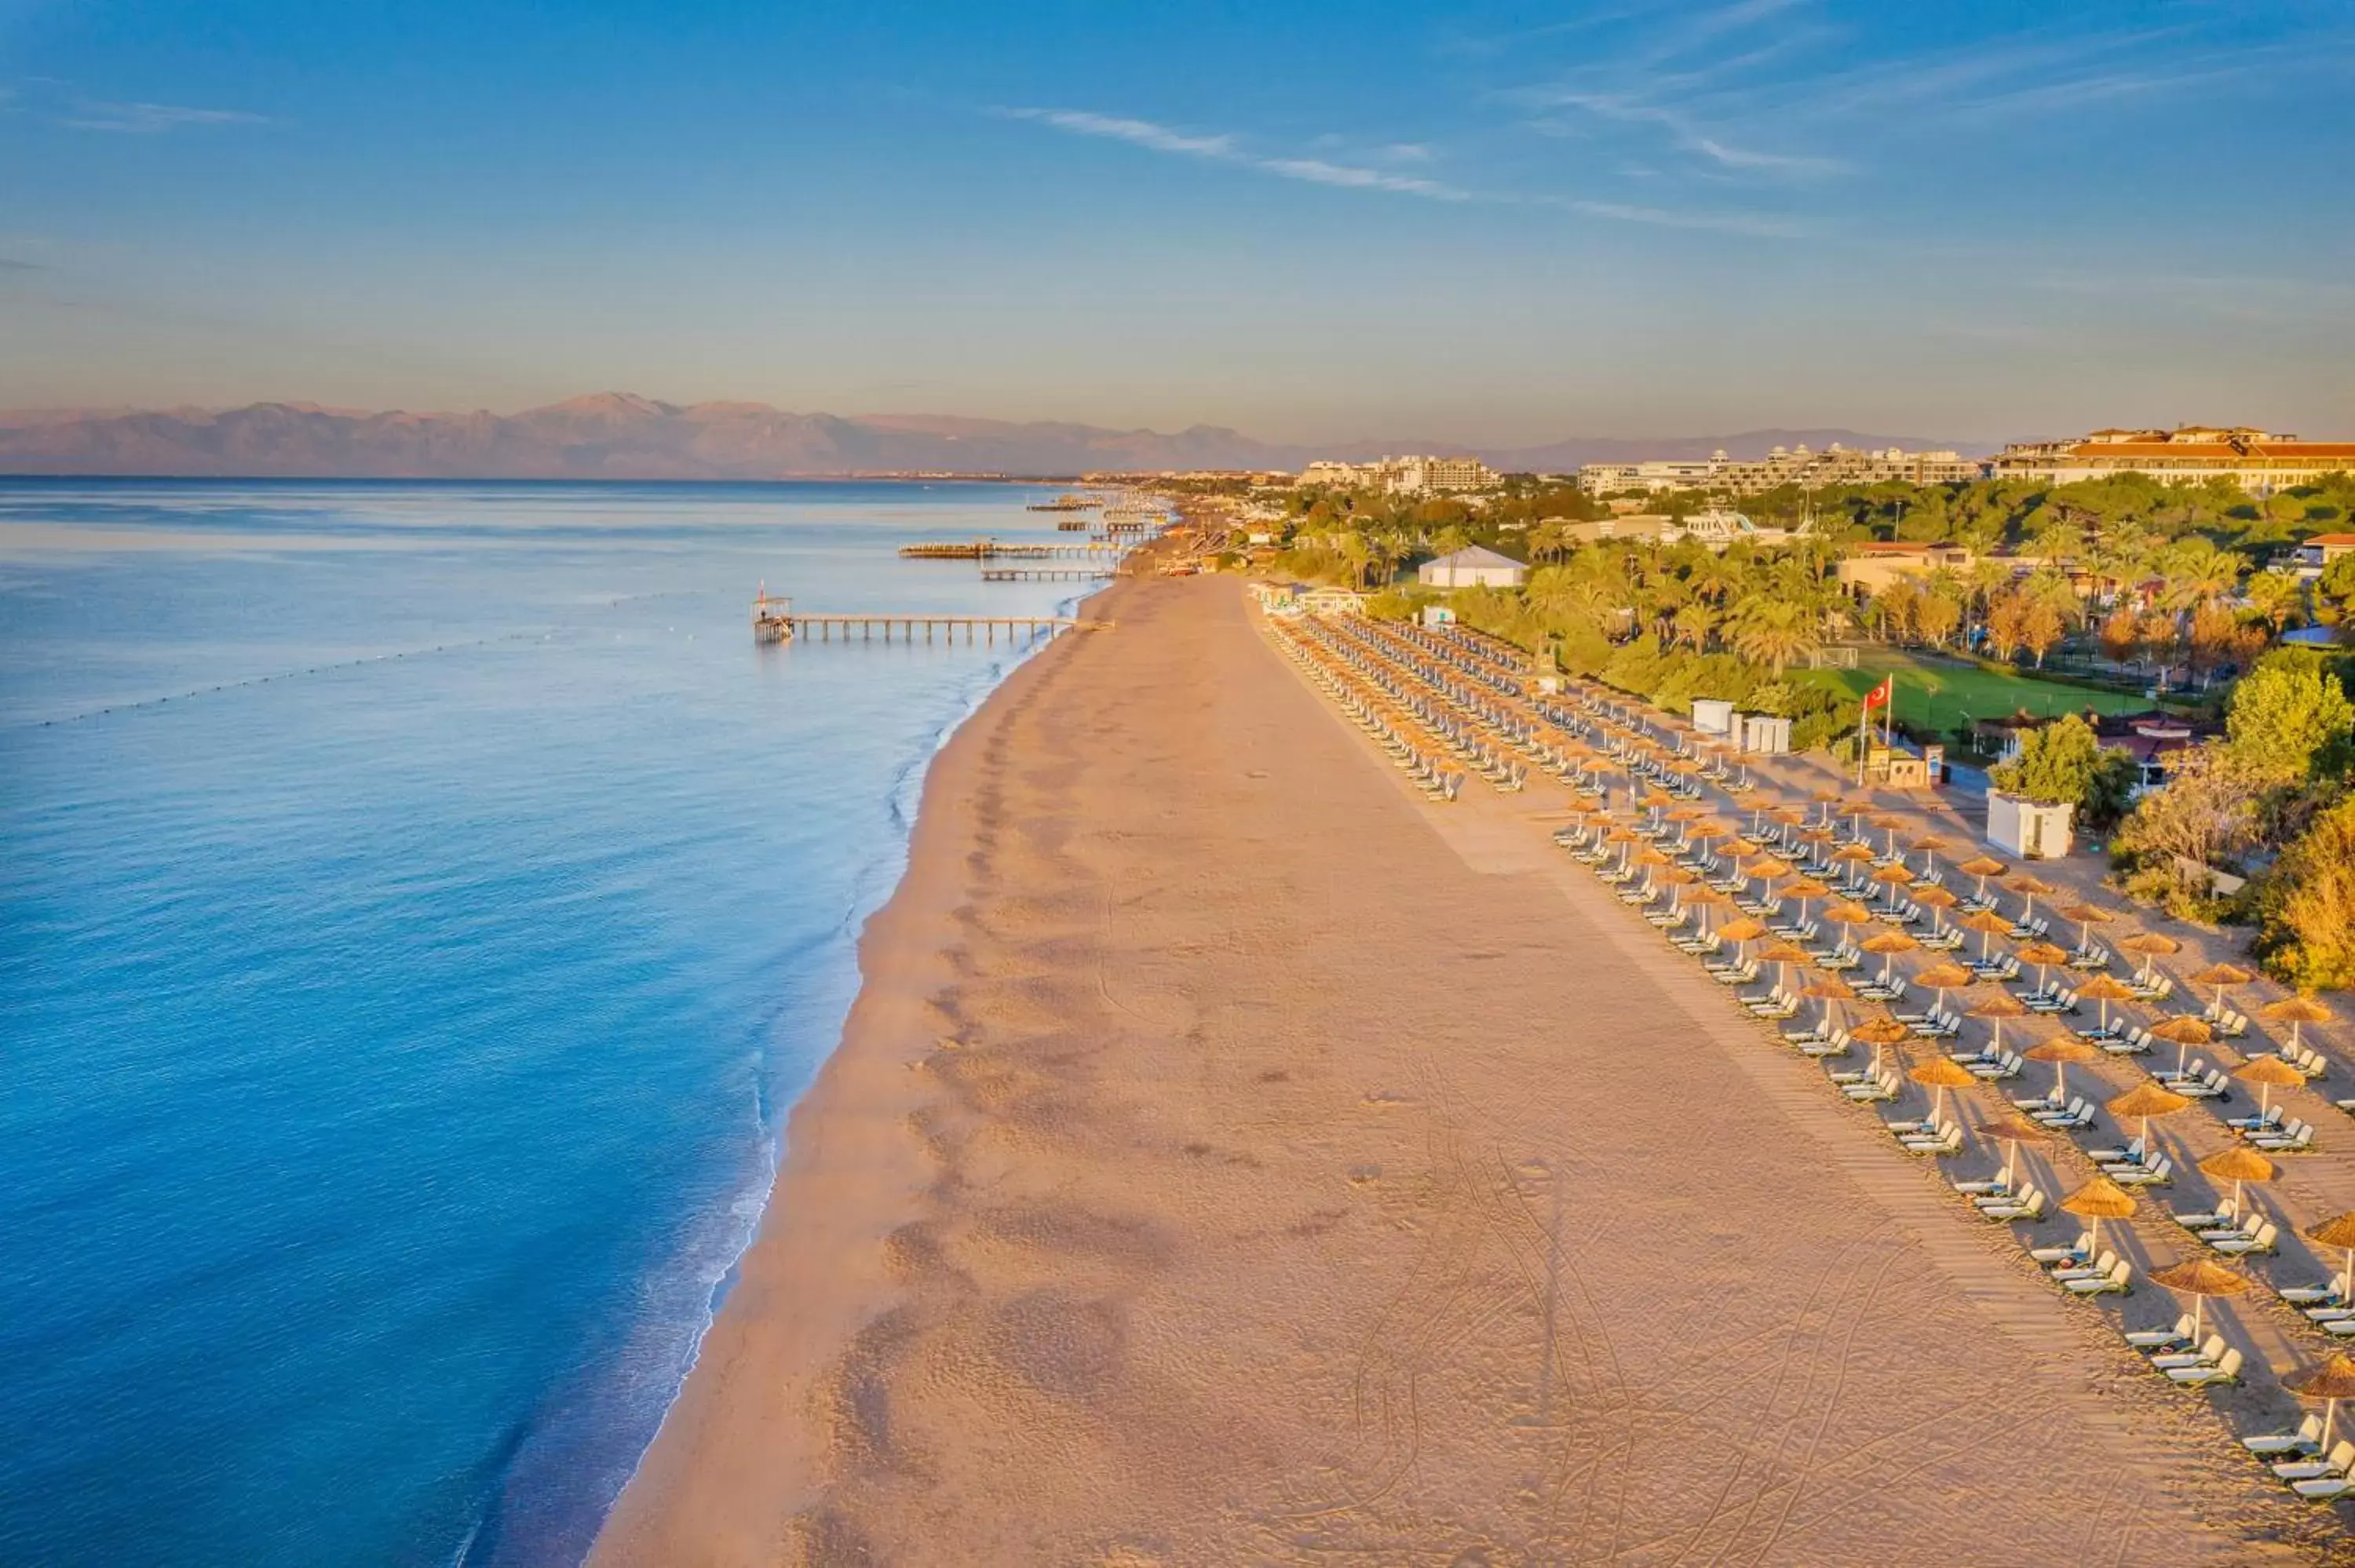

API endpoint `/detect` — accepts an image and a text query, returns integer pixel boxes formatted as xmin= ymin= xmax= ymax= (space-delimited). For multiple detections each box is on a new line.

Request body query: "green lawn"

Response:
xmin=1809 ymin=649 xmax=2158 ymax=739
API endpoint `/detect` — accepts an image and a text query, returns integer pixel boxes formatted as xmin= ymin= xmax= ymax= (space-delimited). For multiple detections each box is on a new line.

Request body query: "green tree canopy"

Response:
xmin=1988 ymin=713 xmax=2136 ymax=821
xmin=2225 ymin=649 xmax=2355 ymax=787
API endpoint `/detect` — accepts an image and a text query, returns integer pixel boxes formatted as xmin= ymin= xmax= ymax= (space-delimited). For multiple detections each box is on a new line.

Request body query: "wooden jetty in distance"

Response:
xmin=752 ymin=588 xmax=1105 ymax=645
xmin=980 ymin=567 xmax=1112 ymax=582
xmin=899 ymin=540 xmax=1123 ymax=560
xmin=783 ymin=612 xmax=1103 ymax=644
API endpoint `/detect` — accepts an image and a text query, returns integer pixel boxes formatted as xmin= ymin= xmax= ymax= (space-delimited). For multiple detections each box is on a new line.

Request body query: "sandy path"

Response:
xmin=593 ymin=578 xmax=2316 ymax=1565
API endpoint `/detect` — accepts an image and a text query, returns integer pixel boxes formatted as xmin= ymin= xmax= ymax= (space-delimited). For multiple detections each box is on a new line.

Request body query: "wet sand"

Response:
xmin=593 ymin=577 xmax=2310 ymax=1565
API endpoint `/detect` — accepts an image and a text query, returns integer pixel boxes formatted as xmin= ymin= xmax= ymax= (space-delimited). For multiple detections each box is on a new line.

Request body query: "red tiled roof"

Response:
xmin=2304 ymin=533 xmax=2355 ymax=546
xmin=2068 ymin=442 xmax=2355 ymax=461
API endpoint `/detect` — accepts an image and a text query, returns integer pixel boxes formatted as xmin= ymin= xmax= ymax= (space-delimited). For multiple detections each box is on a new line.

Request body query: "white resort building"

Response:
xmin=1299 ymin=455 xmax=1501 ymax=496
xmin=1990 ymin=427 xmax=2355 ymax=494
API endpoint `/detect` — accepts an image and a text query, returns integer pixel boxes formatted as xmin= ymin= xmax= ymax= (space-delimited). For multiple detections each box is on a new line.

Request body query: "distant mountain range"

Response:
xmin=0 ymin=394 xmax=1978 ymax=479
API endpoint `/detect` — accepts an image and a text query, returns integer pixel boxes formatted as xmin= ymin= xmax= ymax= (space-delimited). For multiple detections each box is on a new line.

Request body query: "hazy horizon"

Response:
xmin=5 ymin=2 xmax=2352 ymax=446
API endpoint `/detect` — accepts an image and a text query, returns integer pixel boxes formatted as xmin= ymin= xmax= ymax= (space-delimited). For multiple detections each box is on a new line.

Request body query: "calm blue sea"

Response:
xmin=0 ymin=480 xmax=1096 ymax=1566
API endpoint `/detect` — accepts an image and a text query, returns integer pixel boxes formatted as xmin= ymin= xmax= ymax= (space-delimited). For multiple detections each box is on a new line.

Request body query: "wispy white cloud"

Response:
xmin=998 ymin=104 xmax=1804 ymax=237
xmin=60 ymin=99 xmax=271 ymax=133
xmin=1505 ymin=7 xmax=2346 ymax=189
xmin=999 ymin=107 xmax=1471 ymax=200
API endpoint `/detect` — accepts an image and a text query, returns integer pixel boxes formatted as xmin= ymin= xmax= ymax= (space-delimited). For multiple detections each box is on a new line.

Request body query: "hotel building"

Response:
xmin=1990 ymin=428 xmax=2355 ymax=494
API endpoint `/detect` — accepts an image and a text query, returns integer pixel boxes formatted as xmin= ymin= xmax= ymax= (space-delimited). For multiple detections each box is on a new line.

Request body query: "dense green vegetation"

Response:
xmin=2106 ymin=647 xmax=2355 ymax=986
xmin=1259 ymin=461 xmax=2355 ymax=989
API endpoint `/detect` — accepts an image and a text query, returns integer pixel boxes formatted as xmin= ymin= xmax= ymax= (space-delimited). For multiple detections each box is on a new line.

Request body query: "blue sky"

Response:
xmin=2 ymin=0 xmax=2350 ymax=445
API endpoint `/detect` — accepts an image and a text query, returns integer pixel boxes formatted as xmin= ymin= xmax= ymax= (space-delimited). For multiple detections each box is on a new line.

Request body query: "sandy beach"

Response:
xmin=593 ymin=576 xmax=2324 ymax=1565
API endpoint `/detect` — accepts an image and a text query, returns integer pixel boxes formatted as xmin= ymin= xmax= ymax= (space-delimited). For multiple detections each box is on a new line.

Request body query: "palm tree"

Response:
xmin=2244 ymin=570 xmax=2305 ymax=635
xmin=1729 ymin=599 xmax=1822 ymax=676
xmin=1671 ymin=601 xmax=1718 ymax=653
xmin=2162 ymin=538 xmax=2240 ymax=611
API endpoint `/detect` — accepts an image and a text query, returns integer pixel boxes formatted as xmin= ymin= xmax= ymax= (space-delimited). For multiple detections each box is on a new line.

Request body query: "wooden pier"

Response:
xmin=899 ymin=540 xmax=1123 ymax=560
xmin=782 ymin=612 xmax=1104 ymax=644
xmin=980 ymin=567 xmax=1112 ymax=582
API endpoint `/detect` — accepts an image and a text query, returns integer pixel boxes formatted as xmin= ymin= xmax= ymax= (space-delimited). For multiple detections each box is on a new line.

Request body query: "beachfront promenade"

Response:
xmin=596 ymin=575 xmax=2337 ymax=1564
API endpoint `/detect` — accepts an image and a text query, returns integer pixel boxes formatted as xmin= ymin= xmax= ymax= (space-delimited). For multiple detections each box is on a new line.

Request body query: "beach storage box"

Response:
xmin=1692 ymin=698 xmax=1736 ymax=736
xmin=1736 ymin=713 xmax=1791 ymax=753
xmin=1987 ymin=792 xmax=2074 ymax=860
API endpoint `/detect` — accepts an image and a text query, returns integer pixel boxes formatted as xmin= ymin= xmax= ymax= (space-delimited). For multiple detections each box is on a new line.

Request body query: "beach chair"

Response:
xmin=2244 ymin=1415 xmax=2325 ymax=1458
xmin=2064 ymin=1257 xmax=2133 ymax=1296
xmin=1900 ymin=1122 xmax=1962 ymax=1157
xmin=2271 ymin=1439 xmax=2354 ymax=1484
xmin=2086 ymin=1134 xmax=2148 ymax=1167
xmin=2124 ymin=1313 xmax=2196 ymax=1351
xmin=1952 ymin=1171 xmax=2015 ymax=1198
xmin=2288 ymin=1471 xmax=2355 ymax=1501
xmin=1969 ymin=1048 xmax=2025 ymax=1081
xmin=2249 ymin=1120 xmax=2315 ymax=1154
xmin=2148 ymin=1332 xmax=2227 ymax=1370
xmin=2050 ymin=1249 xmax=2121 ymax=1285
xmin=2174 ymin=1195 xmax=2240 ymax=1231
xmin=2107 ymin=1154 xmax=2172 ymax=1189
xmin=2030 ymin=1096 xmax=2097 ymax=1131
xmin=2210 ymin=1220 xmax=2280 ymax=1258
xmin=1980 ymin=1187 xmax=2046 ymax=1223
xmin=2280 ymin=1279 xmax=2350 ymax=1308
xmin=2029 ymin=1231 xmax=2094 ymax=1266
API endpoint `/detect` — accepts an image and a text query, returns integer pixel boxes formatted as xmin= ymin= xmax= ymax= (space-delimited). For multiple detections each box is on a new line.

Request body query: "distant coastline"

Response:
xmin=0 ymin=395 xmax=1968 ymax=482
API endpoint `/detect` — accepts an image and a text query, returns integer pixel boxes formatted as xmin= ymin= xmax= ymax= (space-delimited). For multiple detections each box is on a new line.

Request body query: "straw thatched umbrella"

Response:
xmin=1717 ymin=916 xmax=1769 ymax=965
xmin=1962 ymin=907 xmax=2016 ymax=962
xmin=2074 ymin=972 xmax=2138 ymax=1037
xmin=2189 ymin=961 xmax=2257 ymax=1016
xmin=2150 ymin=1258 xmax=2251 ymax=1343
xmin=2116 ymin=930 xmax=2182 ymax=988
xmin=2018 ymin=939 xmax=2072 ymax=993
xmin=1870 ymin=812 xmax=1910 ymax=859
xmin=1759 ymin=941 xmax=1811 ymax=992
xmin=2285 ymin=1355 xmax=2355 ymax=1451
xmin=1824 ymin=899 xmax=1875 ymax=950
xmin=2025 ymin=1035 xmax=2101 ymax=1099
xmin=2061 ymin=1175 xmax=2138 ymax=1258
xmin=2057 ymin=901 xmax=2113 ymax=951
xmin=1957 ymin=855 xmax=2009 ymax=902
xmin=2235 ymin=1053 xmax=2306 ymax=1120
xmin=1910 ymin=1052 xmax=1979 ymax=1121
xmin=2108 ymin=1081 xmax=2194 ymax=1149
xmin=1916 ymin=961 xmax=1976 ymax=1016
xmin=1912 ymin=882 xmax=1959 ymax=937
xmin=2304 ymin=1213 xmax=2355 ymax=1303
xmin=1860 ymin=928 xmax=1919 ymax=988
xmin=1851 ymin=1012 xmax=1912 ymax=1072
xmin=1803 ymin=975 xmax=1857 ymax=1035
xmin=2261 ymin=995 xmax=2335 ymax=1053
xmin=1911 ymin=833 xmax=1948 ymax=874
xmin=2145 ymin=1012 xmax=2214 ymax=1075
xmin=1831 ymin=841 xmax=1876 ymax=892
xmin=1973 ymin=1111 xmax=2057 ymax=1188
xmin=1970 ymin=991 xmax=2028 ymax=1053
xmin=2006 ymin=873 xmax=2056 ymax=926
xmin=2198 ymin=1146 xmax=2276 ymax=1220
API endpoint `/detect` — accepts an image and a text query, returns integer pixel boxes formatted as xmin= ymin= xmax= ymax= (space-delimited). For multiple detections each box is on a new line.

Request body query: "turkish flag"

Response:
xmin=1862 ymin=676 xmax=1894 ymax=711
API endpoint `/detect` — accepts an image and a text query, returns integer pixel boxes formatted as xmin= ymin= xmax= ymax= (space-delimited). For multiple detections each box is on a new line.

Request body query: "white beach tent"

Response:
xmin=1416 ymin=545 xmax=1528 ymax=589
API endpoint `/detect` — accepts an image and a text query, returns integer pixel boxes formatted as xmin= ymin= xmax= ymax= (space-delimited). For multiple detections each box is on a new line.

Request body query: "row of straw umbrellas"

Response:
xmin=1535 ymin=676 xmax=2355 ymax=1457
